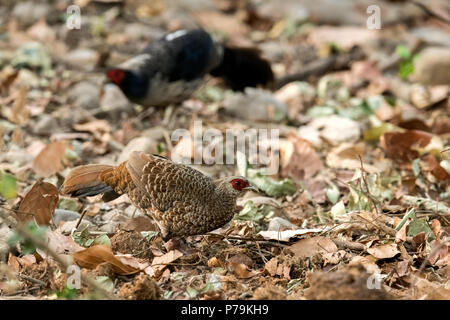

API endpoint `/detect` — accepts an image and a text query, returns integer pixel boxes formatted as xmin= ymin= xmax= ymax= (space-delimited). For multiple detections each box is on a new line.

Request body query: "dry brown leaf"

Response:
xmin=73 ymin=245 xmax=140 ymax=275
xmin=396 ymin=260 xmax=409 ymax=277
xmin=289 ymin=236 xmax=338 ymax=259
xmin=208 ymin=257 xmax=226 ymax=269
xmin=263 ymin=257 xmax=290 ymax=279
xmin=367 ymin=243 xmax=400 ymax=260
xmin=116 ymin=254 xmax=150 ymax=271
xmin=73 ymin=120 xmax=110 ymax=133
xmin=322 ymin=250 xmax=349 ymax=265
xmin=264 ymin=258 xmax=278 ymax=277
xmin=32 ymin=140 xmax=69 ymax=177
xmin=37 ymin=229 xmax=84 ymax=258
xmin=421 ymin=154 xmax=450 ymax=182
xmin=9 ymin=86 xmax=29 ymax=125
xmin=17 ymin=179 xmax=59 ymax=225
xmin=151 ymin=249 xmax=183 ymax=276
xmin=380 ymin=130 xmax=432 ymax=165
xmin=227 ymin=253 xmax=253 ymax=269
xmin=8 ymin=253 xmax=36 ymax=272
xmin=280 ymin=136 xmax=323 ymax=180
xmin=228 ymin=261 xmax=258 ymax=279
xmin=326 ymin=142 xmax=379 ymax=173
xmin=349 ymin=255 xmax=380 ymax=274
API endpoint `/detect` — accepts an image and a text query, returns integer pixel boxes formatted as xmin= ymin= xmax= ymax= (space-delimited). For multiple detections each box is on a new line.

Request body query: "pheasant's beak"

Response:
xmin=244 ymin=185 xmax=259 ymax=192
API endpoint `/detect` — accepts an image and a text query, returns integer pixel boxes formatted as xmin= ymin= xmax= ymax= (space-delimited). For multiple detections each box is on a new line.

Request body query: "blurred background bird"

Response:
xmin=105 ymin=29 xmax=274 ymax=108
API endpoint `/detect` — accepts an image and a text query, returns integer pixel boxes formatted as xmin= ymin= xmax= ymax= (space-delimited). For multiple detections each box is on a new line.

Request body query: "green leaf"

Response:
xmin=407 ymin=218 xmax=435 ymax=242
xmin=185 ymin=286 xmax=198 ymax=299
xmin=247 ymin=169 xmax=297 ymax=197
xmin=399 ymin=61 xmax=414 ymax=79
xmin=72 ymin=227 xmax=94 ymax=247
xmin=7 ymin=222 xmax=47 ymax=255
xmin=395 ymin=45 xmax=411 ymax=60
xmin=56 ymin=285 xmax=79 ymax=299
xmin=233 ymin=201 xmax=273 ymax=226
xmin=0 ymin=172 xmax=17 ymax=200
xmin=325 ymin=185 xmax=340 ymax=204
xmin=141 ymin=231 xmax=158 ymax=242
xmin=92 ymin=234 xmax=111 ymax=246
xmin=95 ymin=276 xmax=114 ymax=292
xmin=412 ymin=158 xmax=421 ymax=177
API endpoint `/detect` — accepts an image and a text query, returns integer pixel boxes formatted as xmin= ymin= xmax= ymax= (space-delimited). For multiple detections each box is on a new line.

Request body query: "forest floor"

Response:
xmin=0 ymin=0 xmax=449 ymax=300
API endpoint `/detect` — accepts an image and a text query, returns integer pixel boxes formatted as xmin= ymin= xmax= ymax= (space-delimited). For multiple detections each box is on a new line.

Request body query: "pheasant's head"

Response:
xmin=215 ymin=176 xmax=258 ymax=197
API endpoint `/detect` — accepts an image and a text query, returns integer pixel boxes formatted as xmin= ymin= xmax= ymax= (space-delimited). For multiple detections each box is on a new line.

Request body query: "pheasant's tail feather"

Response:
xmin=210 ymin=46 xmax=274 ymax=91
xmin=61 ymin=164 xmax=114 ymax=198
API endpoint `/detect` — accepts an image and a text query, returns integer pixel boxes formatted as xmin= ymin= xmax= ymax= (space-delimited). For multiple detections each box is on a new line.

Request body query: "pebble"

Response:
xmin=412 ymin=47 xmax=450 ymax=85
xmin=224 ymin=88 xmax=287 ymax=122
xmin=68 ymin=81 xmax=100 ymax=110
xmin=118 ymin=136 xmax=158 ymax=163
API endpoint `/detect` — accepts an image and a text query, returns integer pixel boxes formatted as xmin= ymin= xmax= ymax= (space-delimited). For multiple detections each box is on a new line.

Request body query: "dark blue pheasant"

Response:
xmin=106 ymin=29 xmax=273 ymax=107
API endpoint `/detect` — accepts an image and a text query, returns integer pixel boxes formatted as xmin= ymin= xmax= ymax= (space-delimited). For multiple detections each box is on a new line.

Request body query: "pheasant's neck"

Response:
xmin=212 ymin=186 xmax=238 ymax=222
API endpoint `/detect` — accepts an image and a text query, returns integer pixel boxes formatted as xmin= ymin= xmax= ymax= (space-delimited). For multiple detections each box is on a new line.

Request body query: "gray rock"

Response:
xmin=60 ymin=220 xmax=91 ymax=235
xmin=0 ymin=225 xmax=13 ymax=262
xmin=100 ymin=83 xmax=130 ymax=112
xmin=68 ymin=81 xmax=100 ymax=109
xmin=118 ymin=136 xmax=158 ymax=163
xmin=412 ymin=47 xmax=450 ymax=85
xmin=224 ymin=88 xmax=287 ymax=122
xmin=52 ymin=209 xmax=81 ymax=227
xmin=65 ymin=48 xmax=99 ymax=71
xmin=33 ymin=114 xmax=58 ymax=135
xmin=0 ymin=150 xmax=33 ymax=166
xmin=411 ymin=27 xmax=450 ymax=48
xmin=268 ymin=217 xmax=297 ymax=231
xmin=13 ymin=1 xmax=50 ymax=27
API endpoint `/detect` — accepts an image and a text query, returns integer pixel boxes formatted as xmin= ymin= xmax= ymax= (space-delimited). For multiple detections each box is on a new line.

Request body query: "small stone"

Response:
xmin=412 ymin=47 xmax=450 ymax=85
xmin=68 ymin=81 xmax=100 ymax=110
xmin=52 ymin=209 xmax=81 ymax=227
xmin=224 ymin=88 xmax=287 ymax=122
xmin=13 ymin=1 xmax=50 ymax=27
xmin=100 ymin=84 xmax=131 ymax=112
xmin=268 ymin=217 xmax=297 ymax=231
xmin=33 ymin=114 xmax=58 ymax=135
xmin=118 ymin=136 xmax=158 ymax=163
xmin=65 ymin=48 xmax=99 ymax=71
xmin=0 ymin=225 xmax=14 ymax=262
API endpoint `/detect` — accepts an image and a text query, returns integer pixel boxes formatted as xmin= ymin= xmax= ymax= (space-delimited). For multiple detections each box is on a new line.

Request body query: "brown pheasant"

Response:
xmin=61 ymin=151 xmax=256 ymax=240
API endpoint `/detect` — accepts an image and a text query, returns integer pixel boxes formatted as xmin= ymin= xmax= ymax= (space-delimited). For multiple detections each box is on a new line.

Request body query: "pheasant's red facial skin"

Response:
xmin=231 ymin=178 xmax=249 ymax=191
xmin=106 ymin=69 xmax=125 ymax=85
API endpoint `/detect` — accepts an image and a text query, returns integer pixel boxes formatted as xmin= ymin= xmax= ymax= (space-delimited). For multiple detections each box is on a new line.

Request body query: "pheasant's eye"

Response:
xmin=231 ymin=179 xmax=249 ymax=191
xmin=106 ymin=69 xmax=125 ymax=85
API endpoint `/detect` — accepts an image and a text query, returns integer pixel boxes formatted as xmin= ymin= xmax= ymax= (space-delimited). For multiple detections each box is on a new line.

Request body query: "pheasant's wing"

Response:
xmin=126 ymin=151 xmax=215 ymax=212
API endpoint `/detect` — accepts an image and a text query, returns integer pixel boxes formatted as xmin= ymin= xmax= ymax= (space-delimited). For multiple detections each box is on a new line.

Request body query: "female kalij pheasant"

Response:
xmin=62 ymin=152 xmax=256 ymax=240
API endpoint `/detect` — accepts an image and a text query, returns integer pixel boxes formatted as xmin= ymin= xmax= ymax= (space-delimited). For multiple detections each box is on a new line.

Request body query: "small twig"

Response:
xmin=358 ymin=156 xmax=381 ymax=216
xmin=17 ymin=274 xmax=46 ymax=287
xmin=332 ymin=239 xmax=366 ymax=251
xmin=74 ymin=209 xmax=87 ymax=229
xmin=275 ymin=46 xmax=365 ymax=89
